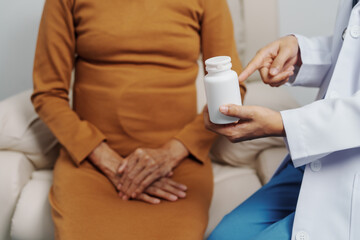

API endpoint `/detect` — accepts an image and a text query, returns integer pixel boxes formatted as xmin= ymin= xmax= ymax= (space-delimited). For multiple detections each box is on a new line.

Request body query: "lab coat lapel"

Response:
xmin=324 ymin=3 xmax=360 ymax=98
xmin=317 ymin=0 xmax=353 ymax=99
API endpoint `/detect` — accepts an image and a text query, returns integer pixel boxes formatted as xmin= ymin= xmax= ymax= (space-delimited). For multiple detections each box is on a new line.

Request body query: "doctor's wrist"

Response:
xmin=269 ymin=111 xmax=286 ymax=137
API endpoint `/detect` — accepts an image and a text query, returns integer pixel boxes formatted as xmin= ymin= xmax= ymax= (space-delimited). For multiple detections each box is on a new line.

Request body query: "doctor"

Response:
xmin=206 ymin=0 xmax=360 ymax=239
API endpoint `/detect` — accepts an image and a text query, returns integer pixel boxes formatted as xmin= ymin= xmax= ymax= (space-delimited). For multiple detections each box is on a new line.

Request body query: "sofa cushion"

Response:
xmin=256 ymin=147 xmax=288 ymax=184
xmin=0 ymin=90 xmax=37 ymax=139
xmin=210 ymin=136 xmax=285 ymax=168
xmin=0 ymin=90 xmax=59 ymax=169
xmin=11 ymin=170 xmax=54 ymax=240
xmin=0 ymin=151 xmax=34 ymax=240
xmin=243 ymin=82 xmax=300 ymax=110
xmin=205 ymin=162 xmax=262 ymax=238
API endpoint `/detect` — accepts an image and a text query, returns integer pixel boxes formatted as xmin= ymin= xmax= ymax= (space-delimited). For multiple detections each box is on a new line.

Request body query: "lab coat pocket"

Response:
xmin=350 ymin=173 xmax=360 ymax=240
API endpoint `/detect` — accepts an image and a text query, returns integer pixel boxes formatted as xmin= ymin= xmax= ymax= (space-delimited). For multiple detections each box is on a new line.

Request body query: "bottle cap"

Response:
xmin=205 ymin=56 xmax=232 ymax=72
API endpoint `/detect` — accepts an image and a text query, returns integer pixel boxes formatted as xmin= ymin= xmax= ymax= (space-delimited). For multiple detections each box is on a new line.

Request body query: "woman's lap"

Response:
xmin=50 ymin=149 xmax=213 ymax=240
xmin=208 ymin=161 xmax=304 ymax=240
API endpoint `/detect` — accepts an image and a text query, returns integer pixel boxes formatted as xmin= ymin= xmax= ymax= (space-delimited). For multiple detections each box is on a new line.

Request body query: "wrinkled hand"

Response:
xmin=204 ymin=105 xmax=285 ymax=142
xmin=117 ymin=139 xmax=189 ymax=200
xmin=119 ymin=177 xmax=187 ymax=204
xmin=239 ymin=35 xmax=301 ymax=87
xmin=88 ymin=142 xmax=187 ymax=204
xmin=88 ymin=141 xmax=127 ymax=187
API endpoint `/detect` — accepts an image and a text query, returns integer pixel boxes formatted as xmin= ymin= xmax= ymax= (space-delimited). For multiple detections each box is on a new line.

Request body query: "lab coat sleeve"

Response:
xmin=287 ymin=35 xmax=333 ymax=87
xmin=281 ymin=90 xmax=360 ymax=167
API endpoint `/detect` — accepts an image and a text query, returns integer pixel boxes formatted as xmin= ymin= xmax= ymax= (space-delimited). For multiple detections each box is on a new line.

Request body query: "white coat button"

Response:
xmin=295 ymin=231 xmax=309 ymax=240
xmin=310 ymin=160 xmax=322 ymax=172
xmin=350 ymin=25 xmax=360 ymax=38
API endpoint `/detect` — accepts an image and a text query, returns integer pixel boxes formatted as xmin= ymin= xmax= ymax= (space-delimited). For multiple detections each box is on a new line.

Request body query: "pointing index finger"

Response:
xmin=238 ymin=50 xmax=266 ymax=83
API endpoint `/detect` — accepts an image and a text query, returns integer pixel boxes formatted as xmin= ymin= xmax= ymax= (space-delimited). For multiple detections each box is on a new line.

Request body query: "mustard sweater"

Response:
xmin=32 ymin=0 xmax=245 ymax=166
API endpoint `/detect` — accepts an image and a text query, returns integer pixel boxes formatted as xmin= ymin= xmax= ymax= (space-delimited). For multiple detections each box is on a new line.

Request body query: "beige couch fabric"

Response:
xmin=0 ymin=91 xmax=59 ymax=169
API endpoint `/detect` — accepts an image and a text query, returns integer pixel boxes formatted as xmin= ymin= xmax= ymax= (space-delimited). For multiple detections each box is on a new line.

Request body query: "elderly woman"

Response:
xmin=31 ymin=0 xmax=246 ymax=239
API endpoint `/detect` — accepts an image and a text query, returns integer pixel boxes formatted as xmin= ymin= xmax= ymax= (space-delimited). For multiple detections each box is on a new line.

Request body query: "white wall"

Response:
xmin=277 ymin=0 xmax=340 ymax=105
xmin=243 ymin=0 xmax=279 ymax=65
xmin=0 ymin=0 xmax=45 ymax=101
xmin=278 ymin=0 xmax=339 ymax=37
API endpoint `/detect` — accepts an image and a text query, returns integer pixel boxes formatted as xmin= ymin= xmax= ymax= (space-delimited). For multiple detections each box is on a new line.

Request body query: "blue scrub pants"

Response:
xmin=208 ymin=161 xmax=304 ymax=240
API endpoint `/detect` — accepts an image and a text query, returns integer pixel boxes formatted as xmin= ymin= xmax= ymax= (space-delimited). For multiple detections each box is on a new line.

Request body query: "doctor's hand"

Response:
xmin=239 ymin=35 xmax=301 ymax=87
xmin=88 ymin=142 xmax=187 ymax=204
xmin=204 ymin=105 xmax=285 ymax=143
xmin=117 ymin=139 xmax=189 ymax=200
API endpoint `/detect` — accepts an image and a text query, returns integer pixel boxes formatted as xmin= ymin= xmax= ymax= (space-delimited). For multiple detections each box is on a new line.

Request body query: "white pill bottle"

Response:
xmin=204 ymin=56 xmax=242 ymax=124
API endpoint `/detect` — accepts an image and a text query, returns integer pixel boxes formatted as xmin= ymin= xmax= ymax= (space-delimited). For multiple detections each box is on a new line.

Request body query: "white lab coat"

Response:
xmin=278 ymin=0 xmax=360 ymax=239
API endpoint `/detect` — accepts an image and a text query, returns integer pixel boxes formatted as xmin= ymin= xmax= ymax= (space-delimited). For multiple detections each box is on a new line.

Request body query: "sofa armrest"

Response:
xmin=205 ymin=163 xmax=262 ymax=238
xmin=11 ymin=170 xmax=54 ymax=240
xmin=0 ymin=151 xmax=34 ymax=240
xmin=256 ymin=147 xmax=288 ymax=184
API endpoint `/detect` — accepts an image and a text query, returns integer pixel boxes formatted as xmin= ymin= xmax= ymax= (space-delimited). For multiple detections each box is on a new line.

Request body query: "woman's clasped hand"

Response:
xmin=88 ymin=140 xmax=189 ymax=204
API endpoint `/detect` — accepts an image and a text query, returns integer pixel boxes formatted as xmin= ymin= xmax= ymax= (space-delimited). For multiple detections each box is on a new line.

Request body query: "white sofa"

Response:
xmin=0 ymin=0 xmax=301 ymax=239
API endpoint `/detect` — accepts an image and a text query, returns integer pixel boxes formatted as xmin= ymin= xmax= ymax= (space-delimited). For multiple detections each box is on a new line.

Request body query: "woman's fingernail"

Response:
xmin=270 ymin=68 xmax=279 ymax=75
xmin=118 ymin=163 xmax=126 ymax=173
xmin=122 ymin=195 xmax=128 ymax=200
xmin=220 ymin=106 xmax=229 ymax=113
xmin=131 ymin=192 xmax=136 ymax=198
xmin=179 ymin=192 xmax=186 ymax=198
xmin=170 ymin=195 xmax=178 ymax=201
xmin=153 ymin=199 xmax=161 ymax=204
